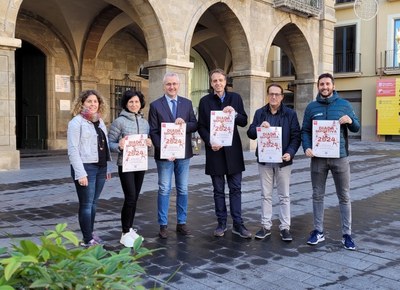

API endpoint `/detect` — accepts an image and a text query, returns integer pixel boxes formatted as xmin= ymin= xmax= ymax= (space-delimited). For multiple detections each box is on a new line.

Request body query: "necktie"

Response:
xmin=171 ymin=99 xmax=177 ymax=119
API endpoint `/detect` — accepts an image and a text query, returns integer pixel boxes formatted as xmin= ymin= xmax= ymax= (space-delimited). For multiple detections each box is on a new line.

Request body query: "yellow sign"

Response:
xmin=376 ymin=79 xmax=400 ymax=135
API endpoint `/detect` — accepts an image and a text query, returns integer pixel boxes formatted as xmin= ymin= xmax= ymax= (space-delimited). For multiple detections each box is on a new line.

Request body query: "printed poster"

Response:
xmin=312 ymin=120 xmax=340 ymax=158
xmin=122 ymin=134 xmax=148 ymax=172
xmin=160 ymin=123 xmax=186 ymax=159
xmin=256 ymin=126 xmax=282 ymax=163
xmin=376 ymin=78 xmax=400 ymax=135
xmin=210 ymin=111 xmax=234 ymax=146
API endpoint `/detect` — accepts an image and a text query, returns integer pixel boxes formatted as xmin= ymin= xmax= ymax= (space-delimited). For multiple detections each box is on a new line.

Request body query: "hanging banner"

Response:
xmin=376 ymin=79 xmax=400 ymax=135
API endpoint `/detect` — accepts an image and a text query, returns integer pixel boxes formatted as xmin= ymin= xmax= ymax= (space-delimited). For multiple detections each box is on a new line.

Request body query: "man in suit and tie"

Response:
xmin=148 ymin=72 xmax=198 ymax=239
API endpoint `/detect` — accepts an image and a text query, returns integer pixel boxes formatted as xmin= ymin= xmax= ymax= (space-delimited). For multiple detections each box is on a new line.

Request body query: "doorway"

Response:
xmin=15 ymin=41 xmax=47 ymax=149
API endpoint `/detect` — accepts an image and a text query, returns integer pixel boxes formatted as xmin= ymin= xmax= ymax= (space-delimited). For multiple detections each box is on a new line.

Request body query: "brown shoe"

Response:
xmin=159 ymin=225 xmax=168 ymax=239
xmin=176 ymin=224 xmax=191 ymax=236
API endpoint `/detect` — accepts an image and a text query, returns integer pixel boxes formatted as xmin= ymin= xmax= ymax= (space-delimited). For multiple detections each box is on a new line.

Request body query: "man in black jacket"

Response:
xmin=198 ymin=68 xmax=251 ymax=239
xmin=247 ymin=83 xmax=301 ymax=241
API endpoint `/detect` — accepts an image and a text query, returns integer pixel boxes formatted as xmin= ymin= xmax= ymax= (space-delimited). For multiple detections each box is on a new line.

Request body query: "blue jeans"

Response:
xmin=156 ymin=158 xmax=190 ymax=225
xmin=71 ymin=164 xmax=107 ymax=243
xmin=311 ymin=157 xmax=352 ymax=235
xmin=211 ymin=173 xmax=243 ymax=226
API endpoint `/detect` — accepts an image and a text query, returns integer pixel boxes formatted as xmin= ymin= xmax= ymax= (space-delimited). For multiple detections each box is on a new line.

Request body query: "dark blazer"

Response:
xmin=198 ymin=91 xmax=248 ymax=175
xmin=148 ymin=95 xmax=198 ymax=160
xmin=247 ymin=104 xmax=301 ymax=167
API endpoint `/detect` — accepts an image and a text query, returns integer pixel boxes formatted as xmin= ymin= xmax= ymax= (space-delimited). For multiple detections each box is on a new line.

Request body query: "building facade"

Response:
xmin=2 ymin=0 xmax=390 ymax=171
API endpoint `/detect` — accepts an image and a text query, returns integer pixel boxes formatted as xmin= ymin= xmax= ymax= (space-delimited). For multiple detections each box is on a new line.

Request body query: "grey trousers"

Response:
xmin=311 ymin=157 xmax=352 ymax=235
xmin=258 ymin=164 xmax=292 ymax=231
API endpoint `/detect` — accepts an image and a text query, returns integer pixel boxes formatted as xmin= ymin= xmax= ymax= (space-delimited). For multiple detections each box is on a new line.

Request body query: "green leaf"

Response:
xmin=4 ymin=260 xmax=21 ymax=281
xmin=19 ymin=240 xmax=40 ymax=256
xmin=0 ymin=286 xmax=15 ymax=290
xmin=55 ymin=223 xmax=67 ymax=232
xmin=60 ymin=231 xmax=79 ymax=245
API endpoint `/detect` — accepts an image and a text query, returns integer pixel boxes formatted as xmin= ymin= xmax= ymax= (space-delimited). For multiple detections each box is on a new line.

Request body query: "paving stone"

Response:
xmin=1 ymin=141 xmax=400 ymax=289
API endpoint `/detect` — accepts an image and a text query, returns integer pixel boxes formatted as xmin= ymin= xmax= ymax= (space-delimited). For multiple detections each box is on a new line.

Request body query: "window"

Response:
xmin=394 ymin=19 xmax=400 ymax=67
xmin=334 ymin=25 xmax=357 ymax=73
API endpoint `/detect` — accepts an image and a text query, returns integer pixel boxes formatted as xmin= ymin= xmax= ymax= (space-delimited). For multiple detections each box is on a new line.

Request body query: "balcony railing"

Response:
xmin=273 ymin=0 xmax=322 ymax=18
xmin=334 ymin=52 xmax=361 ymax=73
xmin=335 ymin=0 xmax=354 ymax=4
xmin=380 ymin=50 xmax=400 ymax=70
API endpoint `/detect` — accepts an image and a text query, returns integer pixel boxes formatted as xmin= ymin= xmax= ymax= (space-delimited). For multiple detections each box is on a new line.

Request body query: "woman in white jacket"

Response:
xmin=67 ymin=90 xmax=111 ymax=247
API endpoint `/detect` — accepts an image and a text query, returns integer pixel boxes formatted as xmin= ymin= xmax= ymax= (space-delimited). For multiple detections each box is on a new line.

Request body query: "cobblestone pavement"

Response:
xmin=1 ymin=141 xmax=400 ymax=289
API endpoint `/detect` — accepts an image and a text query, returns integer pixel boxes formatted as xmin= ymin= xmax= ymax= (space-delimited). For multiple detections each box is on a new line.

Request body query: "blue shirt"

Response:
xmin=164 ymin=95 xmax=178 ymax=115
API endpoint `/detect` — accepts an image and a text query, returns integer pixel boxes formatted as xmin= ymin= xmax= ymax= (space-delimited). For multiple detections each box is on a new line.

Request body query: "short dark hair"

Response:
xmin=267 ymin=83 xmax=284 ymax=94
xmin=121 ymin=90 xmax=146 ymax=111
xmin=318 ymin=73 xmax=335 ymax=84
xmin=209 ymin=68 xmax=227 ymax=80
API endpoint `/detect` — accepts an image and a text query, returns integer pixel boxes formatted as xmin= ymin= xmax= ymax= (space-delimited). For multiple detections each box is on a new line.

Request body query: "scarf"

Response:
xmin=80 ymin=107 xmax=100 ymax=123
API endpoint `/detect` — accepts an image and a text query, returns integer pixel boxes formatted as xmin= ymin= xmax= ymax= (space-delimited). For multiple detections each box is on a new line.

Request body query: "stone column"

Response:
xmin=229 ymin=70 xmax=270 ymax=151
xmin=144 ymin=59 xmax=194 ymax=156
xmin=144 ymin=59 xmax=194 ymax=102
xmin=0 ymin=36 xmax=21 ymax=170
xmin=292 ymin=78 xmax=317 ymax=126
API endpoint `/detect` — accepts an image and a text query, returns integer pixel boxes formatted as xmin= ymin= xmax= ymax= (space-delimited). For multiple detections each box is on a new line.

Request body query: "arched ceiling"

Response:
xmin=19 ymin=0 xmax=146 ymax=62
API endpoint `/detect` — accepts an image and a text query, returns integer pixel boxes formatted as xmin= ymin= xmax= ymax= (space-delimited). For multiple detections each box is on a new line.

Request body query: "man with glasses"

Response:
xmin=247 ymin=83 xmax=301 ymax=241
xmin=148 ymin=72 xmax=198 ymax=239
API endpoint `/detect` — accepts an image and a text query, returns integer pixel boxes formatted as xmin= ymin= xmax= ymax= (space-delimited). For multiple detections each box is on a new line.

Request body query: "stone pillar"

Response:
xmin=144 ymin=59 xmax=194 ymax=157
xmin=0 ymin=36 xmax=21 ymax=170
xmin=144 ymin=59 xmax=194 ymax=102
xmin=229 ymin=70 xmax=270 ymax=151
xmin=293 ymin=78 xmax=317 ymax=126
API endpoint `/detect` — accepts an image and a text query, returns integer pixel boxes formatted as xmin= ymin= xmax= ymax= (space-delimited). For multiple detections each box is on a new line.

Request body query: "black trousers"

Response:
xmin=118 ymin=166 xmax=145 ymax=233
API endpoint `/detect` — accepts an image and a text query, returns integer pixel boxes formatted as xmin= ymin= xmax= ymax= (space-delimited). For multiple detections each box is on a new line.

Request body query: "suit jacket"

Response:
xmin=148 ymin=95 xmax=198 ymax=160
xmin=198 ymin=91 xmax=248 ymax=175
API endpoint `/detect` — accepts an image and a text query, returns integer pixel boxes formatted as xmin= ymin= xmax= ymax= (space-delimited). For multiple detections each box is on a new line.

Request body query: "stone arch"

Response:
xmin=0 ymin=0 xmax=22 ymax=37
xmin=109 ymin=0 xmax=166 ymax=61
xmin=80 ymin=6 xmax=123 ymax=78
xmin=16 ymin=11 xmax=78 ymax=75
xmin=264 ymin=21 xmax=315 ymax=81
xmin=185 ymin=1 xmax=251 ymax=72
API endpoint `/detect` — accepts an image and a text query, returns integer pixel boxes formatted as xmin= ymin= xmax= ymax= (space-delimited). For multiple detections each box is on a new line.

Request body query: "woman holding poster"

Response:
xmin=247 ymin=84 xmax=301 ymax=242
xmin=108 ymin=90 xmax=151 ymax=247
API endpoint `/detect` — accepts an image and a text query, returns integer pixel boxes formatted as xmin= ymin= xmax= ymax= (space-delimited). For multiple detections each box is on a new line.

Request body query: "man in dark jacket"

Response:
xmin=148 ymin=72 xmax=198 ymax=239
xmin=302 ymin=73 xmax=360 ymax=250
xmin=247 ymin=83 xmax=301 ymax=242
xmin=198 ymin=68 xmax=251 ymax=239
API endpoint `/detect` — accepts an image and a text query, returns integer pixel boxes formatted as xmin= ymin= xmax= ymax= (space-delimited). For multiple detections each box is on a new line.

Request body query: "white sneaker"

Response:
xmin=120 ymin=229 xmax=143 ymax=247
xmin=129 ymin=228 xmax=144 ymax=241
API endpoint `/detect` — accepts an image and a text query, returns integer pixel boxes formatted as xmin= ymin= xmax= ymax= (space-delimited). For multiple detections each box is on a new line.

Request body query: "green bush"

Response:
xmin=0 ymin=223 xmax=155 ymax=289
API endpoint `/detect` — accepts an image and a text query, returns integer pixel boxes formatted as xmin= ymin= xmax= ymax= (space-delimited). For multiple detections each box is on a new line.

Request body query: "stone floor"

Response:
xmin=0 ymin=141 xmax=400 ymax=289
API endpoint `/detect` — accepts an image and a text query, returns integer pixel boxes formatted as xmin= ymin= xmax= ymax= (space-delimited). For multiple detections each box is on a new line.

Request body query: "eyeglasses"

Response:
xmin=268 ymin=93 xmax=282 ymax=98
xmin=165 ymin=82 xmax=179 ymax=87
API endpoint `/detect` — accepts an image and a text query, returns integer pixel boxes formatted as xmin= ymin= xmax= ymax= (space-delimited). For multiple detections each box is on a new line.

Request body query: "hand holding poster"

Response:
xmin=122 ymin=134 xmax=148 ymax=172
xmin=160 ymin=123 xmax=186 ymax=159
xmin=256 ymin=126 xmax=282 ymax=163
xmin=210 ymin=110 xmax=234 ymax=146
xmin=312 ymin=120 xmax=340 ymax=158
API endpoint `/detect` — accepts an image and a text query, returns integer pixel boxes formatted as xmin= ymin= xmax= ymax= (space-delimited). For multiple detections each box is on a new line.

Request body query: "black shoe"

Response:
xmin=214 ymin=223 xmax=227 ymax=237
xmin=254 ymin=227 xmax=271 ymax=239
xmin=280 ymin=229 xmax=293 ymax=242
xmin=176 ymin=224 xmax=191 ymax=236
xmin=232 ymin=224 xmax=252 ymax=239
xmin=159 ymin=225 xmax=168 ymax=239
